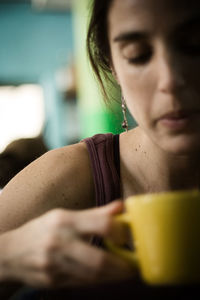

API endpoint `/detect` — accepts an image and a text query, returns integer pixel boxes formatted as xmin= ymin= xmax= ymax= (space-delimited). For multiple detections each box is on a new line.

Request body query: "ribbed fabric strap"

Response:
xmin=84 ymin=133 xmax=121 ymax=207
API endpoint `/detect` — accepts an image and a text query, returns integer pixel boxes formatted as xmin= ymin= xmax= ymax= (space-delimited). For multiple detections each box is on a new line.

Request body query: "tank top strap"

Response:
xmin=83 ymin=133 xmax=121 ymax=207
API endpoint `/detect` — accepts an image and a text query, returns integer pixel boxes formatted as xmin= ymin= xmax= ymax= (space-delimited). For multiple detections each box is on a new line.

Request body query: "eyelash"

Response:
xmin=127 ymin=51 xmax=152 ymax=65
xmin=127 ymin=41 xmax=200 ymax=66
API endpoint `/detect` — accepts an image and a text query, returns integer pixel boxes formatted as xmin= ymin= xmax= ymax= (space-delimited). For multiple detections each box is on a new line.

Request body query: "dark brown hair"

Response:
xmin=87 ymin=0 xmax=117 ymax=102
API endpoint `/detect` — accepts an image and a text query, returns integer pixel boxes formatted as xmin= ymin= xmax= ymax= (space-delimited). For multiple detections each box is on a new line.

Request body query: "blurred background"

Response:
xmin=0 ymin=0 xmax=136 ymax=189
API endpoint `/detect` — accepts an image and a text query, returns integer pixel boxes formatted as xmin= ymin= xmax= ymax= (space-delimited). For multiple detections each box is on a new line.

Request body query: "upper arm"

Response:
xmin=0 ymin=142 xmax=95 ymax=233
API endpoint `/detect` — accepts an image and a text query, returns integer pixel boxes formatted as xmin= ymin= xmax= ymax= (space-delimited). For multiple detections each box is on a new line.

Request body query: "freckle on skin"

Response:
xmin=135 ymin=148 xmax=137 ymax=151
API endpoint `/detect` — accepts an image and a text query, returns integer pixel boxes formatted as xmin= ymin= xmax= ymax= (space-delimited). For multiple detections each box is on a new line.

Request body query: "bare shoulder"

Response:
xmin=39 ymin=141 xmax=95 ymax=209
xmin=0 ymin=141 xmax=95 ymax=232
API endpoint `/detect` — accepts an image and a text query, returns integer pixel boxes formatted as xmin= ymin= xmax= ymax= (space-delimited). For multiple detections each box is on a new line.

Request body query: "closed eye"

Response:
xmin=127 ymin=50 xmax=152 ymax=65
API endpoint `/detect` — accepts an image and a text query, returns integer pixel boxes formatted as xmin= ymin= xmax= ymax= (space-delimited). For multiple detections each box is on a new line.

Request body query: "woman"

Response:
xmin=0 ymin=0 xmax=200 ymax=292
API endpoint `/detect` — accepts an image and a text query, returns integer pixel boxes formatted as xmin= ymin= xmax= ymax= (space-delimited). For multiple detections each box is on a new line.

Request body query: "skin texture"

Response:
xmin=0 ymin=0 xmax=200 ymax=292
xmin=0 ymin=143 xmax=133 ymax=292
xmin=108 ymin=0 xmax=200 ymax=195
xmin=109 ymin=0 xmax=200 ymax=154
xmin=0 ymin=201 xmax=133 ymax=288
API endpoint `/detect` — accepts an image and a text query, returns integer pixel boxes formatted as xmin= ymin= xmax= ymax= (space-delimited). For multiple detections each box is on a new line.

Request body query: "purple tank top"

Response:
xmin=84 ymin=133 xmax=121 ymax=206
xmin=83 ymin=133 xmax=121 ymax=246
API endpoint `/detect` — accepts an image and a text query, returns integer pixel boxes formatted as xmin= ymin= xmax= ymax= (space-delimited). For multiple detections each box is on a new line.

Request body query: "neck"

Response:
xmin=134 ymin=127 xmax=200 ymax=193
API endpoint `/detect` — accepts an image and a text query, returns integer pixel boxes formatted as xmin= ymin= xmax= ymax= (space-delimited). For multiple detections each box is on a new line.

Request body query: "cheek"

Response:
xmin=117 ymin=64 xmax=157 ymax=122
xmin=187 ymin=62 xmax=200 ymax=92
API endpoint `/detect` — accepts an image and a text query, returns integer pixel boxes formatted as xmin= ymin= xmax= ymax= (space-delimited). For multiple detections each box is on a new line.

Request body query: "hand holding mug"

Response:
xmin=106 ymin=189 xmax=200 ymax=286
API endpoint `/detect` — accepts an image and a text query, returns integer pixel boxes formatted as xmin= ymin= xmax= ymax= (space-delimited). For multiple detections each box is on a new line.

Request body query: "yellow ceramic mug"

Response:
xmin=105 ymin=189 xmax=200 ymax=285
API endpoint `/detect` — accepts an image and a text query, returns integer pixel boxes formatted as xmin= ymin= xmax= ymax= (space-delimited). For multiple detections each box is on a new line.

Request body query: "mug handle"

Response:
xmin=104 ymin=213 xmax=139 ymax=269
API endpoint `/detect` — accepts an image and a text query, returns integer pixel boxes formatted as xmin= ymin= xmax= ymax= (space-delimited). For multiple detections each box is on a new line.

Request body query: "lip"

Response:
xmin=158 ymin=109 xmax=200 ymax=130
xmin=159 ymin=109 xmax=199 ymax=120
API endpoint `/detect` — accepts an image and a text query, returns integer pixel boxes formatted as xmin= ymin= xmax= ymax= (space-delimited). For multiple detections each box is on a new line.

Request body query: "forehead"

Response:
xmin=108 ymin=0 xmax=200 ymax=36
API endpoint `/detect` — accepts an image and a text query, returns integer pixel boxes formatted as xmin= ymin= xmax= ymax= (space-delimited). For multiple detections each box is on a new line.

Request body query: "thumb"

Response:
xmin=94 ymin=200 xmax=124 ymax=216
xmin=72 ymin=200 xmax=124 ymax=237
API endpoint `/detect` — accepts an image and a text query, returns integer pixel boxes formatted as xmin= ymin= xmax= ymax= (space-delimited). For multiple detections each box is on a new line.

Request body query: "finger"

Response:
xmin=32 ymin=238 xmax=136 ymax=288
xmin=77 ymin=200 xmax=124 ymax=216
xmin=67 ymin=201 xmax=125 ymax=237
xmin=60 ymin=238 xmax=136 ymax=283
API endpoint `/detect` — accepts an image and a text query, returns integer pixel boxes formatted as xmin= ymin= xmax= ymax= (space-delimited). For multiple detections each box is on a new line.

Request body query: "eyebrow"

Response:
xmin=113 ymin=14 xmax=200 ymax=44
xmin=176 ymin=14 xmax=200 ymax=32
xmin=113 ymin=31 xmax=149 ymax=43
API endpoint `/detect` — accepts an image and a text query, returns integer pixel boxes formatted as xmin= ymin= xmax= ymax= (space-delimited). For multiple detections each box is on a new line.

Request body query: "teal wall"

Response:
xmin=0 ymin=2 xmax=136 ymax=149
xmin=0 ymin=3 xmax=74 ymax=148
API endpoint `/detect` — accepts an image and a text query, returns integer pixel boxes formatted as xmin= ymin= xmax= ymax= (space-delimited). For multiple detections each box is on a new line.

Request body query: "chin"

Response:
xmin=159 ymin=134 xmax=200 ymax=156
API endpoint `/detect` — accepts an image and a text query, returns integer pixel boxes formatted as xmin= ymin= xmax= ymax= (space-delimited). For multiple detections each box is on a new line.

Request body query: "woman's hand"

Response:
xmin=0 ymin=201 xmax=135 ymax=288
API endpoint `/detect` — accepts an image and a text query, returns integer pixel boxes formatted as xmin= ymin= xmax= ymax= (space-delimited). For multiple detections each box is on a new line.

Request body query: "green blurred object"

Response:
xmin=72 ymin=0 xmax=136 ymax=139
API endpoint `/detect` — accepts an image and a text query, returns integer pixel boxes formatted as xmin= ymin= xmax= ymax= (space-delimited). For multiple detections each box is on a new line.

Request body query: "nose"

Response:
xmin=157 ymin=47 xmax=186 ymax=94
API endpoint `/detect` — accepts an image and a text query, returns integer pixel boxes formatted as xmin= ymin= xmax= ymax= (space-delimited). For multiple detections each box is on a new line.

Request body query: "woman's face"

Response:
xmin=108 ymin=0 xmax=200 ymax=154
